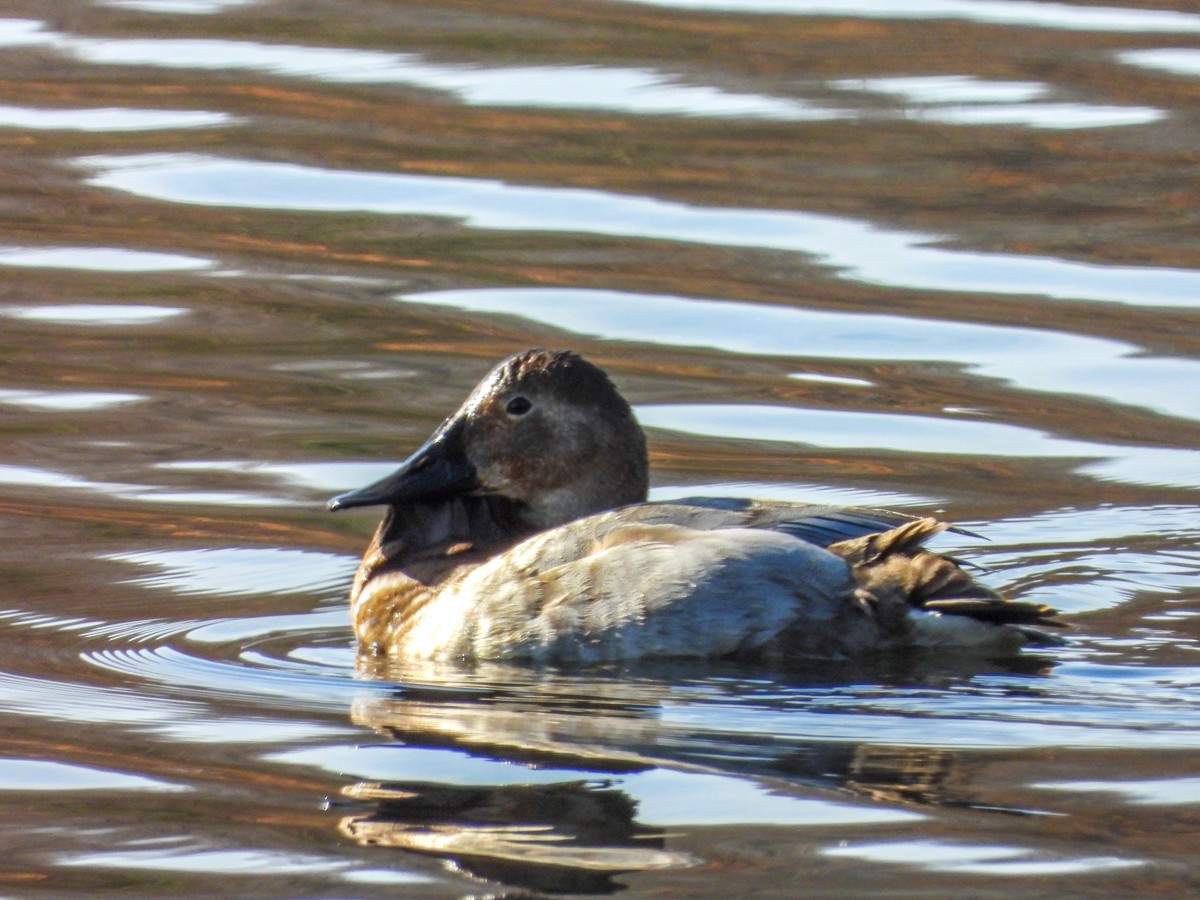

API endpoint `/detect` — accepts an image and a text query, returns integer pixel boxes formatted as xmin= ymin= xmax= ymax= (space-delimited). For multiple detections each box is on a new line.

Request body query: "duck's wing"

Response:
xmin=755 ymin=505 xmax=933 ymax=547
xmin=451 ymin=516 xmax=859 ymax=662
xmin=658 ymin=501 xmax=1064 ymax=645
xmin=655 ymin=497 xmax=939 ymax=547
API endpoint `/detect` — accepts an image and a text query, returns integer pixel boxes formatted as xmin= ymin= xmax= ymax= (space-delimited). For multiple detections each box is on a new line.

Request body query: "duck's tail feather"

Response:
xmin=828 ymin=517 xmax=1066 ymax=635
xmin=828 ymin=516 xmax=949 ymax=567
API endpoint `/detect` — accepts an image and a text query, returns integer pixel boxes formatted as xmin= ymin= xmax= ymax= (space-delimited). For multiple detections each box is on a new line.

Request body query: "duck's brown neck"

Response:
xmin=355 ymin=494 xmax=531 ymax=590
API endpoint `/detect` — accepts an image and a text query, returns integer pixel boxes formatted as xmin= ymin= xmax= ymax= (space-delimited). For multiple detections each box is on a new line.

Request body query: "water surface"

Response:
xmin=0 ymin=0 xmax=1199 ymax=896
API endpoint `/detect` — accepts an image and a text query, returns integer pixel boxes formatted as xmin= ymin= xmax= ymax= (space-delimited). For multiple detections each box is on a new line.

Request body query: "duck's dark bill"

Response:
xmin=327 ymin=417 xmax=477 ymax=511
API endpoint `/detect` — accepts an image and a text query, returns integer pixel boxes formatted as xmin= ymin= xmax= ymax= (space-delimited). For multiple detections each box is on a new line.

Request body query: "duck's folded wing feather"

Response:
xmin=456 ymin=522 xmax=856 ymax=662
xmin=767 ymin=508 xmax=925 ymax=546
xmin=656 ymin=497 xmax=973 ymax=547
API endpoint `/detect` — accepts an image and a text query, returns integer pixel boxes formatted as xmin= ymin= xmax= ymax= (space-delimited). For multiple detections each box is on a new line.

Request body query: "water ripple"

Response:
xmin=835 ymin=75 xmax=1049 ymax=104
xmin=32 ymin=29 xmax=840 ymax=121
xmin=831 ymin=75 xmax=1163 ymax=128
xmin=638 ymin=401 xmax=1103 ymax=457
xmin=1121 ymin=48 xmax=1200 ymax=77
xmin=400 ymin=287 xmax=1200 ymax=421
xmin=0 ymin=245 xmax=213 ymax=272
xmin=604 ymin=0 xmax=1200 ymax=33
xmin=1032 ymin=776 xmax=1200 ymax=805
xmin=95 ymin=0 xmax=260 ymax=12
xmin=0 ymin=758 xmax=188 ymax=792
xmin=822 ymin=839 xmax=1141 ymax=876
xmin=0 ymin=389 xmax=144 ymax=411
xmin=80 ymin=153 xmax=1200 ymax=307
xmin=0 ymin=104 xmax=235 ymax=131
xmin=0 ymin=304 xmax=186 ymax=325
xmin=0 ymin=462 xmax=292 ymax=507
xmin=905 ymin=102 xmax=1163 ymax=129
xmin=106 ymin=547 xmax=357 ymax=598
xmin=274 ymin=743 xmax=921 ymax=827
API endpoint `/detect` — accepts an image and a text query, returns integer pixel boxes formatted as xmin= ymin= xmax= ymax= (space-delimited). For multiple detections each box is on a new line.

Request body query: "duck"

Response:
xmin=328 ymin=349 xmax=1064 ymax=663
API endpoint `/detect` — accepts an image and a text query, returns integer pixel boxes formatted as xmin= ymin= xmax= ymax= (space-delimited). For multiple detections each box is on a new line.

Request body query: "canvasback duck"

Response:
xmin=329 ymin=349 xmax=1063 ymax=662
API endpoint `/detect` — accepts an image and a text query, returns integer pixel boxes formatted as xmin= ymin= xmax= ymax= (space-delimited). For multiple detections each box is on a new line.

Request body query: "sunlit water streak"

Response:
xmin=0 ymin=758 xmax=188 ymax=792
xmin=834 ymin=75 xmax=1049 ymax=103
xmin=0 ymin=664 xmax=346 ymax=742
xmin=830 ymin=75 xmax=1163 ymax=128
xmin=94 ymin=0 xmax=260 ymax=12
xmin=398 ymin=287 xmax=1200 ymax=421
xmin=79 ymin=153 xmax=1200 ymax=307
xmin=0 ymin=245 xmax=213 ymax=271
xmin=158 ymin=459 xmax=409 ymax=496
xmin=0 ymin=304 xmax=186 ymax=324
xmin=903 ymin=103 xmax=1162 ymax=128
xmin=0 ymin=105 xmax=235 ymax=131
xmin=107 ymin=548 xmax=357 ymax=598
xmin=0 ymin=462 xmax=291 ymax=507
xmin=636 ymin=404 xmax=1200 ymax=492
xmin=0 ymin=389 xmax=144 ymax=411
xmin=822 ymin=839 xmax=1141 ymax=876
xmin=602 ymin=0 xmax=1200 ymax=33
xmin=1121 ymin=48 xmax=1200 ymax=77
xmin=1032 ymin=776 xmax=1200 ymax=804
xmin=0 ymin=20 xmax=1161 ymax=129
xmin=0 ymin=18 xmax=57 ymax=47
xmin=589 ymin=402 xmax=1095 ymax=457
xmin=13 ymin=26 xmax=840 ymax=121
xmin=59 ymin=844 xmax=416 ymax=880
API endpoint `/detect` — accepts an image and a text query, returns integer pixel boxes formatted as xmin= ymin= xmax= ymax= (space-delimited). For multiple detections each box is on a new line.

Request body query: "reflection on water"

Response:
xmin=0 ymin=246 xmax=213 ymax=271
xmin=95 ymin=0 xmax=260 ymax=12
xmin=834 ymin=75 xmax=1049 ymax=103
xmin=81 ymin=153 xmax=1200 ymax=307
xmin=822 ymin=839 xmax=1141 ymax=876
xmin=0 ymin=105 xmax=235 ymax=131
xmin=832 ymin=75 xmax=1163 ymax=128
xmin=1033 ymin=776 xmax=1200 ymax=804
xmin=108 ymin=547 xmax=356 ymax=597
xmin=29 ymin=29 xmax=841 ymax=121
xmin=0 ymin=0 xmax=1199 ymax=895
xmin=0 ymin=19 xmax=54 ymax=47
xmin=400 ymin=287 xmax=1200 ymax=420
xmin=0 ymin=389 xmax=144 ymax=411
xmin=339 ymin=779 xmax=696 ymax=894
xmin=0 ymin=304 xmax=186 ymax=324
xmin=0 ymin=19 xmax=1168 ymax=128
xmin=0 ymin=758 xmax=187 ymax=792
xmin=899 ymin=102 xmax=1163 ymax=129
xmin=1122 ymin=48 xmax=1200 ymax=77
xmin=637 ymin=401 xmax=1102 ymax=456
xmin=0 ymin=462 xmax=289 ymax=507
xmin=606 ymin=0 xmax=1200 ymax=32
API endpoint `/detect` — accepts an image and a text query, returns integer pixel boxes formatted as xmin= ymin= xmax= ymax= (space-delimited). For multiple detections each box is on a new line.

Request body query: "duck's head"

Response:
xmin=328 ymin=349 xmax=649 ymax=531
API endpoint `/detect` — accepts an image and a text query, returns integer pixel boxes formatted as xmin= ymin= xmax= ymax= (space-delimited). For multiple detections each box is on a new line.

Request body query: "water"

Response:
xmin=0 ymin=0 xmax=1198 ymax=895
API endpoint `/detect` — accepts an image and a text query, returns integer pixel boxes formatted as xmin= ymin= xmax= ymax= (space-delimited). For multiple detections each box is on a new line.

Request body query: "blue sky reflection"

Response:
xmin=81 ymin=154 xmax=1200 ymax=308
xmin=400 ymin=287 xmax=1200 ymax=421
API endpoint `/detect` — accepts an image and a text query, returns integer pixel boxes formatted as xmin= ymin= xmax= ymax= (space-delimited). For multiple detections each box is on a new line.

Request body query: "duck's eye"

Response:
xmin=505 ymin=395 xmax=533 ymax=416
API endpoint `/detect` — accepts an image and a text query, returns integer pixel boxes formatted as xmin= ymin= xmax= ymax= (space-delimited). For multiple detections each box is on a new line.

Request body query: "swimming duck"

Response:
xmin=329 ymin=349 xmax=1063 ymax=662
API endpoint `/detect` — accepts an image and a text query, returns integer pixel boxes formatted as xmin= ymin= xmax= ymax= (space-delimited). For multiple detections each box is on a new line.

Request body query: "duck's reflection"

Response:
xmin=338 ymin=778 xmax=695 ymax=894
xmin=337 ymin=654 xmax=1056 ymax=892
